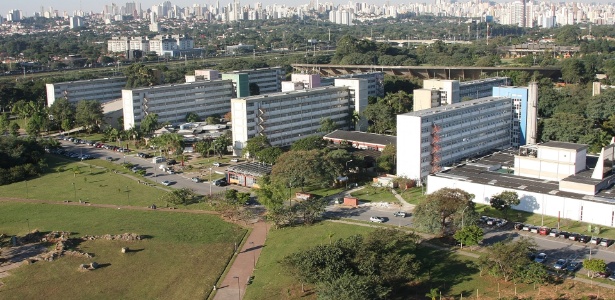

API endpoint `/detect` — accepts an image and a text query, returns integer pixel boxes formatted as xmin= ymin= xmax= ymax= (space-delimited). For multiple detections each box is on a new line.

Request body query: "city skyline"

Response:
xmin=4 ymin=0 xmax=614 ymax=17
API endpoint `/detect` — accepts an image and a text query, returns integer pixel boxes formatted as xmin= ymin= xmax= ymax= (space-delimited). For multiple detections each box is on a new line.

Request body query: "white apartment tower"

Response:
xmin=122 ymin=80 xmax=234 ymax=130
xmin=46 ymin=77 xmax=127 ymax=107
xmin=397 ymin=96 xmax=513 ymax=182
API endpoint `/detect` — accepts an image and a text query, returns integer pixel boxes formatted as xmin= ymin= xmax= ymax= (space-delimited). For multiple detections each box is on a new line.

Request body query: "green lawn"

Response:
xmin=0 ymin=202 xmax=246 ymax=300
xmin=244 ymin=222 xmax=375 ymax=300
xmin=397 ymin=187 xmax=426 ymax=205
xmin=350 ymin=186 xmax=399 ymax=203
xmin=0 ymin=155 xmax=168 ymax=208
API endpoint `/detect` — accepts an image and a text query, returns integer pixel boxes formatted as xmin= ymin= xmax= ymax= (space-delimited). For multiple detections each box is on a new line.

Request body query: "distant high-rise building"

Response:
xmin=69 ymin=16 xmax=83 ymax=29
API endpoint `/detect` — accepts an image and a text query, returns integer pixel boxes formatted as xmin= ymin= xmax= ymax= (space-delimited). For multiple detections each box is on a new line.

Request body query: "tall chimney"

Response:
xmin=526 ymin=82 xmax=538 ymax=145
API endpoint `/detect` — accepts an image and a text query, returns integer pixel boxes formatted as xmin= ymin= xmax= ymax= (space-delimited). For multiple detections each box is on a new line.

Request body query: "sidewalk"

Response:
xmin=391 ymin=189 xmax=416 ymax=210
xmin=213 ymin=221 xmax=269 ymax=300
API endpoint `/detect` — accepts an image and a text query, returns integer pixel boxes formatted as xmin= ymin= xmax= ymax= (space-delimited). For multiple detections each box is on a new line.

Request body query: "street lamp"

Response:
xmin=250 ymin=241 xmax=255 ymax=268
xmin=126 ymin=185 xmax=130 ymax=203
xmin=233 ymin=276 xmax=240 ymax=300
xmin=345 ymin=160 xmax=353 ymax=189
xmin=209 ymin=167 xmax=213 ymax=196
xmin=72 ymin=182 xmax=76 ymax=202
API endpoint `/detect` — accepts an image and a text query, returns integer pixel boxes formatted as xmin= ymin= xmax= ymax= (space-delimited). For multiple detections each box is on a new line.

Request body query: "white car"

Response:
xmin=370 ymin=216 xmax=385 ymax=223
xmin=161 ymin=180 xmax=171 ymax=186
xmin=230 ymin=158 xmax=239 ymax=163
xmin=213 ymin=162 xmax=221 ymax=167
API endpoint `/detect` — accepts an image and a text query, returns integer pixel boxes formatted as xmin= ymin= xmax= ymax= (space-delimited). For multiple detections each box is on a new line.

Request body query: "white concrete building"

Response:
xmin=397 ymin=96 xmax=513 ymax=182
xmin=320 ymin=72 xmax=385 ymax=98
xmin=414 ymin=77 xmax=510 ymax=111
xmin=122 ymin=80 xmax=234 ymax=129
xmin=427 ymin=142 xmax=615 ymax=228
xmin=334 ymin=78 xmax=368 ymax=131
xmin=46 ymin=77 xmax=127 ymax=107
xmin=231 ymin=81 xmax=368 ymax=155
xmin=223 ymin=67 xmax=286 ymax=95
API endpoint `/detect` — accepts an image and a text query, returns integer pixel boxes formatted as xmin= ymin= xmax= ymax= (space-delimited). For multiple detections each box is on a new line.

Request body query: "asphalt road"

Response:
xmin=56 ymin=139 xmax=251 ymax=196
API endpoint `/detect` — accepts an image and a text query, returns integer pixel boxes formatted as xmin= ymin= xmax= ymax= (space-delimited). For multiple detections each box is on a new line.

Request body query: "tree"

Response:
xmin=11 ymin=100 xmax=36 ymax=125
xmin=586 ymin=89 xmax=615 ymax=122
xmin=255 ymin=146 xmax=283 ymax=164
xmin=560 ymin=58 xmax=585 ymax=84
xmin=140 ymin=113 xmax=159 ymax=134
xmin=124 ymin=63 xmax=158 ymax=88
xmin=362 ymin=101 xmax=395 ymax=134
xmin=206 ymin=116 xmax=219 ymax=125
xmin=453 ymin=225 xmax=484 ymax=247
xmin=160 ymin=188 xmax=198 ymax=206
xmin=49 ymin=97 xmax=75 ymax=132
xmin=0 ymin=135 xmax=47 ymax=184
xmin=519 ymin=262 xmax=548 ymax=285
xmin=489 ymin=191 xmax=520 ymax=217
xmin=9 ymin=123 xmax=20 ymax=137
xmin=249 ymin=82 xmax=260 ymax=96
xmin=290 ymin=135 xmax=327 ymax=151
xmin=295 ymin=197 xmax=328 ymax=225
xmin=319 ymin=117 xmax=338 ymax=134
xmin=255 ymin=176 xmax=287 ymax=210
xmin=317 ymin=273 xmax=377 ymax=300
xmin=185 ymin=112 xmax=201 ymax=122
xmin=377 ymin=144 xmax=396 ymax=173
xmin=75 ymin=100 xmax=103 ymax=133
xmin=477 ymin=237 xmax=537 ymax=282
xmin=243 ymin=135 xmax=271 ymax=158
xmin=413 ymin=188 xmax=476 ymax=235
xmin=584 ymin=258 xmax=607 ymax=278
xmin=194 ymin=139 xmax=213 ymax=158
xmin=212 ymin=134 xmax=231 ymax=158
xmin=271 ymin=150 xmax=336 ymax=190
xmin=540 ymin=112 xmax=593 ymax=144
xmin=0 ymin=113 xmax=9 ymax=135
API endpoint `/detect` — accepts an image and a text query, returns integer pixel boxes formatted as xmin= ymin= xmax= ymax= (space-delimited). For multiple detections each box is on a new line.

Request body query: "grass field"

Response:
xmin=244 ymin=222 xmax=375 ymax=300
xmin=0 ymin=202 xmax=246 ymax=300
xmin=0 ymin=156 xmax=171 ymax=208
xmin=350 ymin=186 xmax=399 ymax=203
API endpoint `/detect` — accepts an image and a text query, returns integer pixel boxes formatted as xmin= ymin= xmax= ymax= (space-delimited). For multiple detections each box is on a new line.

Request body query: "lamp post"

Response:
xmin=25 ymin=179 xmax=28 ymax=199
xmin=233 ymin=276 xmax=240 ymax=300
xmin=250 ymin=241 xmax=255 ymax=268
xmin=72 ymin=182 xmax=76 ymax=201
xmin=345 ymin=160 xmax=353 ymax=189
xmin=126 ymin=185 xmax=130 ymax=203
xmin=209 ymin=167 xmax=213 ymax=196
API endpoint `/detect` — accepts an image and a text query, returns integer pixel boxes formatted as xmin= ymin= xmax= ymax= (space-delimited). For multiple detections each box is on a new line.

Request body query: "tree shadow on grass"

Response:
xmin=395 ymin=243 xmax=478 ymax=299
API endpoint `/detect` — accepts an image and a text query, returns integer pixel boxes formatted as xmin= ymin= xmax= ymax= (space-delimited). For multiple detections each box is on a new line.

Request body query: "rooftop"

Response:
xmin=226 ymin=161 xmax=273 ymax=177
xmin=400 ymin=96 xmax=509 ymax=117
xmin=540 ymin=141 xmax=588 ymax=151
xmin=431 ymin=151 xmax=615 ymax=204
xmin=324 ymin=130 xmax=396 ymax=147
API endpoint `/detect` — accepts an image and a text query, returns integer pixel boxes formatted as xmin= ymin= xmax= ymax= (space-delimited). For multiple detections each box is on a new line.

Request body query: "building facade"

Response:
xmin=222 ymin=67 xmax=286 ymax=95
xmin=122 ymin=80 xmax=234 ymax=129
xmin=320 ymin=72 xmax=384 ymax=98
xmin=46 ymin=77 xmax=127 ymax=106
xmin=397 ymin=96 xmax=514 ymax=182
xmin=231 ymin=86 xmax=360 ymax=155
xmin=414 ymin=77 xmax=510 ymax=111
xmin=492 ymin=83 xmax=538 ymax=147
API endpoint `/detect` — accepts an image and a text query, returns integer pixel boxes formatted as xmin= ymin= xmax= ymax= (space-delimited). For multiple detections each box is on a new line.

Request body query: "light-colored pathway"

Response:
xmin=213 ymin=221 xmax=269 ymax=300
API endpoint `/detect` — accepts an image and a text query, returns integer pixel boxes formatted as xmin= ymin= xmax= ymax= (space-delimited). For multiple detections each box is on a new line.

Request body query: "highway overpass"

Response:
xmin=291 ymin=64 xmax=561 ymax=81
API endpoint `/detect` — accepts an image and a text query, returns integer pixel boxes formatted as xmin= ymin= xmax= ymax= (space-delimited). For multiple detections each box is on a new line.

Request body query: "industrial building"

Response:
xmin=397 ymin=96 xmax=514 ymax=182
xmin=427 ymin=141 xmax=615 ymax=228
xmin=46 ymin=77 xmax=127 ymax=106
xmin=122 ymin=80 xmax=234 ymax=129
xmin=231 ymin=80 xmax=368 ymax=155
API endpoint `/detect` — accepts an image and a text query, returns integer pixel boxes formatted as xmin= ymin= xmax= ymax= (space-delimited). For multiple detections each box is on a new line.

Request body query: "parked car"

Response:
xmin=568 ymin=233 xmax=580 ymax=241
xmin=559 ymin=231 xmax=571 ymax=239
xmin=161 ymin=180 xmax=171 ymax=186
xmin=370 ymin=216 xmax=385 ymax=223
xmin=534 ymin=253 xmax=548 ymax=264
xmin=191 ymin=177 xmax=200 ymax=183
xmin=566 ymin=261 xmax=582 ymax=273
xmin=105 ymin=156 xmax=113 ymax=161
xmin=530 ymin=227 xmax=539 ymax=234
xmin=230 ymin=158 xmax=239 ymax=163
xmin=538 ymin=227 xmax=550 ymax=235
xmin=522 ymin=224 xmax=532 ymax=231
xmin=167 ymin=159 xmax=177 ymax=165
xmin=549 ymin=229 xmax=560 ymax=237
xmin=166 ymin=169 xmax=175 ymax=175
xmin=553 ymin=259 xmax=568 ymax=270
xmin=393 ymin=211 xmax=406 ymax=218
xmin=596 ymin=268 xmax=612 ymax=278
xmin=578 ymin=235 xmax=591 ymax=243
xmin=609 ymin=273 xmax=615 ymax=281
xmin=486 ymin=218 xmax=497 ymax=226
xmin=213 ymin=162 xmax=221 ymax=167
xmin=513 ymin=222 xmax=524 ymax=230
xmin=590 ymin=237 xmax=602 ymax=245
xmin=214 ymin=178 xmax=227 ymax=186
xmin=479 ymin=216 xmax=489 ymax=223
xmin=600 ymin=239 xmax=613 ymax=247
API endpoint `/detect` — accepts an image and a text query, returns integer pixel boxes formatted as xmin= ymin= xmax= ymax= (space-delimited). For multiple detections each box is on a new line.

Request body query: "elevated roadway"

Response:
xmin=291 ymin=64 xmax=561 ymax=81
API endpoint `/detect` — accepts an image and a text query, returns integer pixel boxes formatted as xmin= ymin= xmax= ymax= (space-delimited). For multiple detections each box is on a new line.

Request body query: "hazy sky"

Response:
xmin=1 ymin=0 xmax=611 ymax=16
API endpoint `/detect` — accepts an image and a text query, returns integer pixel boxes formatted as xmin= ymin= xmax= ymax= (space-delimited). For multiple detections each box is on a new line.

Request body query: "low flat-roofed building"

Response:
xmin=427 ymin=142 xmax=615 ymax=228
xmin=324 ymin=130 xmax=396 ymax=152
xmin=226 ymin=162 xmax=273 ymax=188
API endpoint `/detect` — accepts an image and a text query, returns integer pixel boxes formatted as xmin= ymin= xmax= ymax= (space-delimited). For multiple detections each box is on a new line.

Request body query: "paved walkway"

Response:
xmin=213 ymin=221 xmax=269 ymax=300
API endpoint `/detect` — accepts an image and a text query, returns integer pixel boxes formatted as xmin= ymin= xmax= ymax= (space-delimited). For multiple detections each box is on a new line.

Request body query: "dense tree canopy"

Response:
xmin=413 ymin=188 xmax=478 ymax=235
xmin=0 ymin=136 xmax=47 ymax=185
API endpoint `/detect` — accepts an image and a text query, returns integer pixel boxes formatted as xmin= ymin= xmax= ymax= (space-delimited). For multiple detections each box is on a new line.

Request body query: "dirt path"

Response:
xmin=0 ymin=197 xmax=219 ymax=215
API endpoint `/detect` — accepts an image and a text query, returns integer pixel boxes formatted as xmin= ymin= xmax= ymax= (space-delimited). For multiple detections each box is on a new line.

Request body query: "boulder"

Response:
xmin=121 ymin=247 xmax=129 ymax=253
